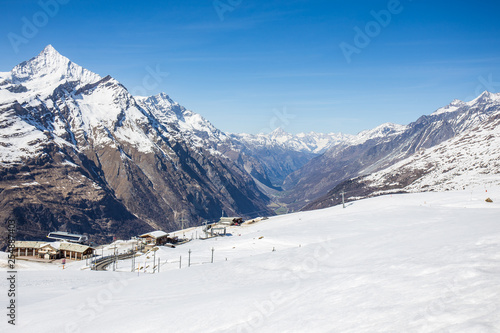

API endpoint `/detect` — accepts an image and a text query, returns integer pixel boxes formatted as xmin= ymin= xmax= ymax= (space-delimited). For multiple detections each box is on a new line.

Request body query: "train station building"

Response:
xmin=13 ymin=241 xmax=94 ymax=261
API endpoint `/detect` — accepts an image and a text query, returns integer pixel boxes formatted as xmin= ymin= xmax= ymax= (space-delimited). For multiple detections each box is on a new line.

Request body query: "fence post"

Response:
xmin=211 ymin=247 xmax=214 ymax=263
xmin=188 ymin=249 xmax=191 ymax=267
xmin=153 ymin=249 xmax=156 ymax=274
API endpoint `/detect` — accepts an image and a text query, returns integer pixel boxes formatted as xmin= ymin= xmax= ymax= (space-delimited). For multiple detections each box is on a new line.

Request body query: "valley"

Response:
xmin=1 ymin=45 xmax=500 ymax=251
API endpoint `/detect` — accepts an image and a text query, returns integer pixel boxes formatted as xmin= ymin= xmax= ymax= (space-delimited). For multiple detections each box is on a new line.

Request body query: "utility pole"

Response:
xmin=341 ymin=189 xmax=345 ymax=209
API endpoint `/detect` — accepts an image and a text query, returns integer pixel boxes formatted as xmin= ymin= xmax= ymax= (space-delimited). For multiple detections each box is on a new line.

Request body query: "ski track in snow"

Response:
xmin=1 ymin=189 xmax=500 ymax=333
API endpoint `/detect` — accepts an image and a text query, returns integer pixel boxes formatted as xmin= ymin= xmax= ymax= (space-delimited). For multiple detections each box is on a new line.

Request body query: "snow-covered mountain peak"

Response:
xmin=136 ymin=92 xmax=187 ymax=123
xmin=137 ymin=92 xmax=176 ymax=107
xmin=268 ymin=127 xmax=292 ymax=142
xmin=6 ymin=45 xmax=101 ymax=94
xmin=376 ymin=122 xmax=406 ymax=132
xmin=269 ymin=127 xmax=287 ymax=136
xmin=351 ymin=122 xmax=407 ymax=145
xmin=431 ymin=96 xmax=470 ymax=116
xmin=477 ymin=90 xmax=492 ymax=100
xmin=450 ymin=98 xmax=465 ymax=106
xmin=469 ymin=90 xmax=500 ymax=104
xmin=0 ymin=47 xmax=276 ymax=244
xmin=135 ymin=91 xmax=226 ymax=147
xmin=432 ymin=92 xmax=500 ymax=117
xmin=39 ymin=44 xmax=60 ymax=59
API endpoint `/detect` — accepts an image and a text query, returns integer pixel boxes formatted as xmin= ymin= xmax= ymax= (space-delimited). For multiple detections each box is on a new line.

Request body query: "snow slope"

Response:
xmin=135 ymin=92 xmax=231 ymax=153
xmin=2 ymin=189 xmax=500 ymax=332
xmin=284 ymin=91 xmax=500 ymax=210
xmin=364 ymin=110 xmax=500 ymax=194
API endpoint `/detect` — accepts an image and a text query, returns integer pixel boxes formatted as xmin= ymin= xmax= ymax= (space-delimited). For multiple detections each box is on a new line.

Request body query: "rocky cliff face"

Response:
xmin=0 ymin=45 xmax=272 ymax=248
xmin=0 ymin=142 xmax=146 ymax=245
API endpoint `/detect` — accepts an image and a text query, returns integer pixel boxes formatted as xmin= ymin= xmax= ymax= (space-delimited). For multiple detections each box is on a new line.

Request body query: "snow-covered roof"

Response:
xmin=14 ymin=241 xmax=46 ymax=249
xmin=41 ymin=241 xmax=61 ymax=250
xmin=13 ymin=241 xmax=92 ymax=252
xmin=139 ymin=230 xmax=168 ymax=239
xmin=59 ymin=242 xmax=92 ymax=252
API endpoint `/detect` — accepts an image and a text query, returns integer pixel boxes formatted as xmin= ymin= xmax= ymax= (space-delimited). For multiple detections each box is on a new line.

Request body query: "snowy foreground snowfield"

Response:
xmin=2 ymin=189 xmax=500 ymax=333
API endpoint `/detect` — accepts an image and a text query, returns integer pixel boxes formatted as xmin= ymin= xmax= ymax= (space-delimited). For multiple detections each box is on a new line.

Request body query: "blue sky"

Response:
xmin=2 ymin=0 xmax=500 ymax=135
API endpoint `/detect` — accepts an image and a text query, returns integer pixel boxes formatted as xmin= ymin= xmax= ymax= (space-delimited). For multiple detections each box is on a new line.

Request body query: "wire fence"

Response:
xmin=131 ymin=247 xmax=217 ymax=274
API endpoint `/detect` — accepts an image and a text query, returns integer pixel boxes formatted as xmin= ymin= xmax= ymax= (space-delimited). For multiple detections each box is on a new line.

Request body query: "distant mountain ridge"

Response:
xmin=229 ymin=129 xmax=351 ymax=187
xmin=231 ymin=127 xmax=351 ymax=154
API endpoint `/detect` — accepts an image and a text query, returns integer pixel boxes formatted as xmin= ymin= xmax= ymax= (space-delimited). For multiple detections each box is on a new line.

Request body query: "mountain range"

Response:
xmin=1 ymin=45 xmax=499 ymax=247
xmin=301 ymin=92 xmax=500 ymax=210
xmin=0 ymin=46 xmax=272 ymax=246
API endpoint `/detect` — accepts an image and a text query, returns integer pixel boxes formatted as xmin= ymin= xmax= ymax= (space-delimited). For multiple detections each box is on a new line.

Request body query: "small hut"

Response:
xmin=38 ymin=242 xmax=61 ymax=260
xmin=139 ymin=231 xmax=169 ymax=246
